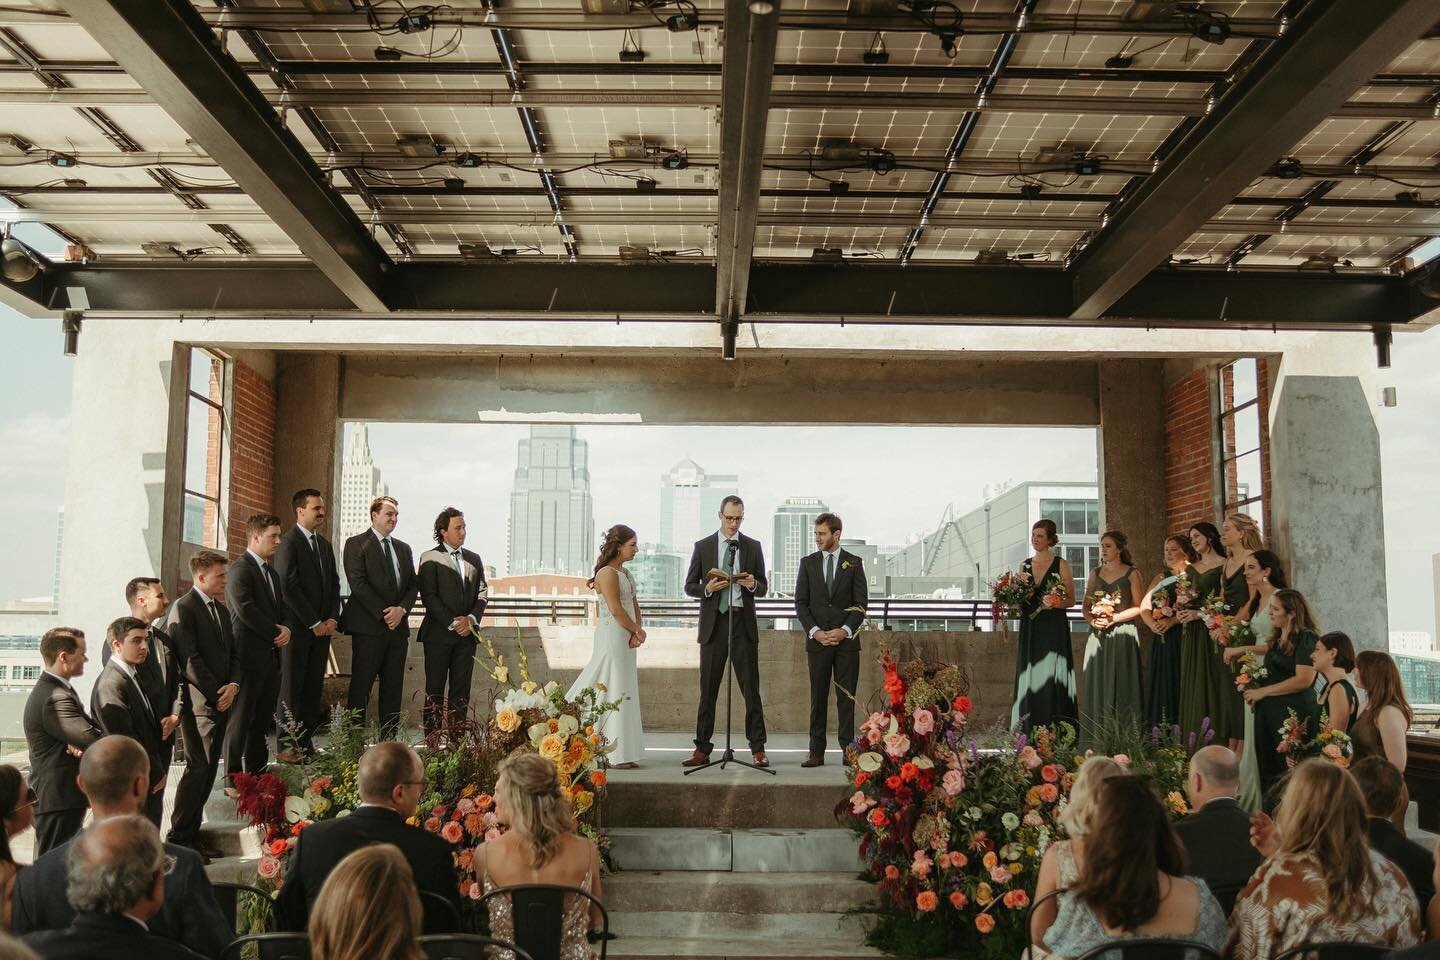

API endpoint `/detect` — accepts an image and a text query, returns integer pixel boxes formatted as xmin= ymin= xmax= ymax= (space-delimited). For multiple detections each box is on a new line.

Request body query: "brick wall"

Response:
xmin=227 ymin=359 xmax=277 ymax=556
xmin=1163 ymin=368 xmax=1215 ymax=535
xmin=1256 ymin=357 xmax=1273 ymax=534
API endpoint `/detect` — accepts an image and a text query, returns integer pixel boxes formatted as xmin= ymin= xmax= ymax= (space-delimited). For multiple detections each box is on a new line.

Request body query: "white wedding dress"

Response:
xmin=567 ymin=566 xmax=645 ymax=765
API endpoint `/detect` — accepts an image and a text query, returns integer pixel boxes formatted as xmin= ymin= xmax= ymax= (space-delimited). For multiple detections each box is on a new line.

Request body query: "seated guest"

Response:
xmin=310 ymin=845 xmax=423 ymax=960
xmin=1 ymin=766 xmax=36 ymax=931
xmin=1031 ymin=756 xmax=1126 ymax=947
xmin=0 ymin=935 xmax=37 ymax=959
xmin=1046 ymin=777 xmax=1226 ymax=958
xmin=273 ymin=742 xmax=458 ymax=931
xmin=10 ymin=736 xmax=229 ymax=959
xmin=1229 ymin=759 xmax=1421 ymax=960
xmin=1173 ymin=745 xmax=1263 ymax=915
xmin=477 ymin=752 xmax=604 ymax=953
xmin=20 ymin=815 xmax=205 ymax=959
xmin=1352 ymin=756 xmax=1435 ymax=910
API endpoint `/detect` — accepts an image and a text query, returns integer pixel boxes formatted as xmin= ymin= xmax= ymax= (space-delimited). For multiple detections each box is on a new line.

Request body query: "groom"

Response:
xmin=793 ymin=512 xmax=867 ymax=767
xmin=682 ymin=495 xmax=769 ymax=767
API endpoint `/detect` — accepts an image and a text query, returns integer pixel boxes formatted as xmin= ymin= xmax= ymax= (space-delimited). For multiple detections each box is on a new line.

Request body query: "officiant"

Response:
xmin=682 ymin=495 xmax=770 ymax=768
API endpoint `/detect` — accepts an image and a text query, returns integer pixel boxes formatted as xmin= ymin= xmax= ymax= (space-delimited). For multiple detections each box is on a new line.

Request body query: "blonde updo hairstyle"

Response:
xmin=588 ymin=524 xmax=638 ymax=589
xmin=497 ymin=752 xmax=577 ymax=869
xmin=1225 ymin=513 xmax=1265 ymax=554
xmin=1058 ymin=756 xmax=1126 ymax=838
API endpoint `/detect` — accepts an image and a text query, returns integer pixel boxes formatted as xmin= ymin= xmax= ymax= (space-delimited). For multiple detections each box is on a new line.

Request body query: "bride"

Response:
xmin=567 ymin=524 xmax=646 ymax=768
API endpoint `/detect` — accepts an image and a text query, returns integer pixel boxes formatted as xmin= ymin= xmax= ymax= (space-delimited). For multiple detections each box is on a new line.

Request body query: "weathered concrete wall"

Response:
xmin=1270 ymin=375 xmax=1388 ymax=648
xmin=272 ymin=353 xmax=341 ymax=532
xmin=338 ymin=355 xmax=1101 ymax=427
xmin=1098 ymin=359 xmax=1168 ymax=578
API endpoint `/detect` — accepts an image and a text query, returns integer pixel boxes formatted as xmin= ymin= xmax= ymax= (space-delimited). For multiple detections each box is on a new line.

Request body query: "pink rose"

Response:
xmin=258 ymin=856 xmax=280 ymax=880
xmin=484 ymin=827 xmax=503 ymax=842
xmin=441 ymin=821 xmax=465 ymax=844
xmin=911 ymin=709 xmax=935 ymax=735
xmin=990 ymin=865 xmax=1012 ymax=884
xmin=1113 ymin=754 xmax=1131 ymax=767
xmin=866 ymin=728 xmax=882 ymax=745
xmin=469 ymin=881 xmax=485 ymax=900
xmin=936 ymin=851 xmax=952 ymax=869
xmin=1017 ymin=746 xmax=1042 ymax=770
xmin=941 ymin=769 xmax=965 ymax=797
xmin=456 ymin=797 xmax=475 ymax=816
xmin=1023 ymin=812 xmax=1043 ymax=828
xmin=883 ymin=733 xmax=912 ymax=758
xmin=850 ymin=791 xmax=872 ymax=814
xmin=483 ymin=811 xmax=499 ymax=828
xmin=911 ymin=850 xmax=932 ymax=879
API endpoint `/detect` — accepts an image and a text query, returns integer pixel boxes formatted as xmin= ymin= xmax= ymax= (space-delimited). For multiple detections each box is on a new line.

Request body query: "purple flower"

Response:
xmin=1149 ymin=726 xmax=1161 ymax=749
xmin=1015 ymin=732 xmax=1029 ymax=751
xmin=1187 ymin=730 xmax=1197 ymax=751
xmin=968 ymin=741 xmax=980 ymax=763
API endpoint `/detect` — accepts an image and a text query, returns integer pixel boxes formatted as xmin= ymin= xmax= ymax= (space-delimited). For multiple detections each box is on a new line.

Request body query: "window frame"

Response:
xmin=1216 ymin=359 xmax=1266 ymax=523
xmin=180 ymin=348 xmax=230 ymax=549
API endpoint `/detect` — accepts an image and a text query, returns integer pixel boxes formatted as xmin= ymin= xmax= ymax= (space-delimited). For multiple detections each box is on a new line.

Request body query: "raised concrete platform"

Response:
xmin=609 ymin=828 xmax=864 ymax=873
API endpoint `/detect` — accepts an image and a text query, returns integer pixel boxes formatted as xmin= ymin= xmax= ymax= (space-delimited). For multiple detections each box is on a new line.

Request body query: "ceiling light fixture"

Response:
xmin=748 ymin=0 xmax=775 ymax=14
xmin=1273 ymin=157 xmax=1304 ymax=179
xmin=1 ymin=232 xmax=41 ymax=283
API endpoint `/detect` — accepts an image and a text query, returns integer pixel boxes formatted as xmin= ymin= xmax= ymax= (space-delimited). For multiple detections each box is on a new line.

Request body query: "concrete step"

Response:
xmin=611 ymin=911 xmax=872 ymax=941
xmin=604 ymin=780 xmax=846 ymax=830
xmin=204 ymin=855 xmax=262 ymax=886
xmin=607 ymin=935 xmax=882 ymax=959
xmin=605 ymin=871 xmax=876 ymax=916
xmin=199 ymin=819 xmax=262 ymax=859
xmin=609 ymin=828 xmax=864 ymax=873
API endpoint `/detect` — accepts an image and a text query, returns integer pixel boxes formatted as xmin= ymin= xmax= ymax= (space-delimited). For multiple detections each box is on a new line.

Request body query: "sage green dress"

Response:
xmin=1178 ymin=563 xmax=1230 ymax=744
xmin=1079 ymin=566 xmax=1143 ymax=737
xmin=1236 ymin=601 xmax=1272 ymax=812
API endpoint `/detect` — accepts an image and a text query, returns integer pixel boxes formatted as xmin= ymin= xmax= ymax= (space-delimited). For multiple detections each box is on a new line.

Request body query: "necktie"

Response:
xmin=206 ymin=599 xmax=223 ymax=634
xmin=309 ymin=532 xmax=325 ymax=575
xmin=719 ymin=540 xmax=736 ymax=614
xmin=262 ymin=562 xmax=278 ymax=603
xmin=451 ymin=550 xmax=465 ymax=581
xmin=382 ymin=538 xmax=398 ymax=592
xmin=826 ymin=552 xmax=835 ymax=592
xmin=127 ymin=665 xmax=154 ymax=720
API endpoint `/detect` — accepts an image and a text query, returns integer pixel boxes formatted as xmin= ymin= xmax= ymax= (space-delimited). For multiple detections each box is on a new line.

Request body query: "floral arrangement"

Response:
xmin=989 ymin=571 xmax=1032 ymax=621
xmin=1200 ymin=594 xmax=1231 ymax=645
xmin=1036 ymin=581 xmax=1068 ymax=618
xmin=840 ymin=646 xmax=1202 ymax=959
xmin=1234 ymin=651 xmax=1268 ymax=692
xmin=1275 ymin=709 xmax=1352 ymax=769
xmin=1172 ymin=571 xmax=1196 ymax=612
xmin=1310 ymin=718 xmax=1353 ymax=769
xmin=1224 ymin=618 xmax=1256 ymax=649
xmin=1276 ymin=708 xmax=1311 ymax=762
xmin=1088 ymin=590 xmax=1120 ymax=630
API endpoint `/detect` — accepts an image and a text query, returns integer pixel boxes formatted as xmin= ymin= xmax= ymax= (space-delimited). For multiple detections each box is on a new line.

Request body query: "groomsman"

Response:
xmin=682 ymin=495 xmax=770 ymax=768
xmin=416 ymin=507 xmax=488 ymax=736
xmin=226 ymin=514 xmax=292 ymax=774
xmin=168 ymin=550 xmax=241 ymax=858
xmin=342 ymin=496 xmax=417 ymax=739
xmin=124 ymin=578 xmax=183 ymax=777
xmin=91 ymin=617 xmax=168 ymax=826
xmin=793 ymin=512 xmax=867 ymax=767
xmin=274 ymin=489 xmax=341 ymax=754
xmin=24 ymin=627 xmax=102 ymax=854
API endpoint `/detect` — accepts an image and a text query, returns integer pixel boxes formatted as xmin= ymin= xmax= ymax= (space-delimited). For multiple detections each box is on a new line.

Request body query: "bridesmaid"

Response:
xmin=1352 ymin=650 xmax=1414 ymax=829
xmin=1140 ymin=535 xmax=1198 ymax=729
xmin=1219 ymin=513 xmax=1263 ymax=749
xmin=1177 ymin=522 xmax=1227 ymax=745
xmin=1312 ymin=631 xmax=1358 ymax=734
xmin=1011 ymin=519 xmax=1077 ymax=734
xmin=1079 ymin=531 xmax=1145 ymax=736
xmin=1222 ymin=549 xmax=1288 ymax=810
xmin=1242 ymin=588 xmax=1321 ymax=800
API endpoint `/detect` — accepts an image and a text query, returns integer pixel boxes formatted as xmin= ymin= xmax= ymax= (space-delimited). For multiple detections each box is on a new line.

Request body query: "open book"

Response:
xmin=707 ymin=568 xmax=745 ymax=583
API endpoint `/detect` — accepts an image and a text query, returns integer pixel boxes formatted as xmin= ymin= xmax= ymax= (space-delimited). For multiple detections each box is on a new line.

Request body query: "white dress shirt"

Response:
xmin=706 ymin=531 xmax=748 ymax=608
xmin=371 ymin=527 xmax=403 ymax=582
xmin=808 ymin=546 xmax=852 ymax=639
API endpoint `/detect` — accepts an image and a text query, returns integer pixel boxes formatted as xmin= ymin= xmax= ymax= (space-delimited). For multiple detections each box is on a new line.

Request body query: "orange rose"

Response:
xmin=854 ymin=771 xmax=870 ymax=786
xmin=1004 ymin=890 xmax=1030 ymax=910
xmin=1041 ymin=763 xmax=1061 ymax=783
xmin=1039 ymin=783 xmax=1059 ymax=803
xmin=590 ymin=771 xmax=607 ymax=789
xmin=916 ymin=891 xmax=939 ymax=912
xmin=982 ymin=851 xmax=998 ymax=870
xmin=476 ymin=793 xmax=494 ymax=811
xmin=949 ymin=891 xmax=968 ymax=909
xmin=975 ymin=914 xmax=996 ymax=934
xmin=268 ymin=838 xmax=288 ymax=856
xmin=424 ymin=816 xmax=442 ymax=833
xmin=868 ymin=808 xmax=890 ymax=827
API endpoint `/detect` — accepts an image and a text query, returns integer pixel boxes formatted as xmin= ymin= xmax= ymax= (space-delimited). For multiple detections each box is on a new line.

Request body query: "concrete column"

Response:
xmin=1270 ymin=375 xmax=1387 ymax=649
xmin=1097 ymin=359 xmax=1168 ymax=583
xmin=272 ymin=353 xmax=341 ymax=536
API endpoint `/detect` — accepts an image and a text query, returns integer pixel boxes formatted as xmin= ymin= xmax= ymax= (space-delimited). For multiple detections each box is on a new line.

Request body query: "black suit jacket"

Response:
xmin=684 ymin=533 xmax=768 ymax=643
xmin=167 ymin=588 xmax=241 ymax=713
xmin=100 ymin=625 xmax=179 ymax=719
xmin=1173 ymin=797 xmax=1264 ymax=915
xmin=226 ymin=551 xmax=287 ymax=671
xmin=90 ymin=660 xmax=165 ymax=789
xmin=1369 ymin=817 xmax=1436 ymax=908
xmin=22 ymin=912 xmax=207 ymax=960
xmin=12 ymin=837 xmax=230 ymax=959
xmin=274 ymin=524 xmax=341 ymax=636
xmin=273 ymin=806 xmax=458 ymax=931
xmin=341 ymin=531 xmax=418 ymax=638
xmin=23 ymin=672 xmax=101 ymax=814
xmin=794 ymin=549 xmax=868 ymax=653
xmin=417 ymin=546 xmax=488 ymax=646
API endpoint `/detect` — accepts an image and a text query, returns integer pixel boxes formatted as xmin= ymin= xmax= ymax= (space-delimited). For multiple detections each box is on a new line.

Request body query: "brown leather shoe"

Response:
xmin=752 ymin=750 xmax=770 ymax=768
xmin=800 ymin=752 xmax=824 ymax=768
xmin=681 ymin=749 xmax=711 ymax=767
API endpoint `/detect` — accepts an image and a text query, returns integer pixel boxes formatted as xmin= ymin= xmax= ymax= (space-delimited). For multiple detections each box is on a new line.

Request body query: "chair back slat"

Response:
xmin=220 ymin=932 xmax=311 ymax=960
xmin=420 ymin=933 xmax=533 ymax=960
xmin=477 ymin=883 xmax=610 ymax=960
xmin=421 ymin=890 xmax=462 ymax=934
xmin=1274 ymin=942 xmax=1394 ymax=960
xmin=1072 ymin=936 xmax=1222 ymax=960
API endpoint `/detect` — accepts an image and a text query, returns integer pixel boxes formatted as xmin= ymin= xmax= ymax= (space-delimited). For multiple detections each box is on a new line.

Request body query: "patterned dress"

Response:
xmin=1049 ymin=877 xmax=1228 ymax=960
xmin=1226 ymin=850 xmax=1420 ymax=960
xmin=484 ymin=866 xmax=595 ymax=960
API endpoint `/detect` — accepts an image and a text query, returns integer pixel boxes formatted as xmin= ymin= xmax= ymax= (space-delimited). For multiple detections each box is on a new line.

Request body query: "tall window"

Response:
xmin=182 ymin=348 xmax=229 ymax=548
xmin=1218 ymin=358 xmax=1265 ymax=532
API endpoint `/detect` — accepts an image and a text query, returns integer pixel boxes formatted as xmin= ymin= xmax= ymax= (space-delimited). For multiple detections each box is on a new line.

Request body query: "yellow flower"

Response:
xmin=572 ymin=790 xmax=593 ymax=814
xmin=1009 ymin=862 xmax=1023 ymax=875
xmin=461 ymin=785 xmax=476 ymax=798
xmin=406 ymin=815 xmax=420 ymax=827
xmin=521 ymin=681 xmax=538 ymax=695
xmin=1166 ymin=791 xmax=1189 ymax=815
xmin=494 ymin=666 xmax=509 ymax=684
xmin=495 ymin=708 xmax=522 ymax=733
xmin=557 ymin=753 xmax=580 ymax=777
xmin=976 ymin=883 xmax=994 ymax=906
xmin=539 ymin=733 xmax=566 ymax=761
xmin=311 ymin=797 xmax=332 ymax=817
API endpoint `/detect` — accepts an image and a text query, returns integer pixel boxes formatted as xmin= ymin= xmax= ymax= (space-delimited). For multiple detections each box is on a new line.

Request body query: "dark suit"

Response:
xmin=416 ymin=546 xmax=488 ymax=734
xmin=683 ymin=532 xmax=768 ymax=753
xmin=1173 ymin=796 xmax=1264 ymax=915
xmin=90 ymin=659 xmax=167 ymax=827
xmin=23 ymin=672 xmax=101 ymax=854
xmin=794 ymin=549 xmax=868 ymax=754
xmin=272 ymin=806 xmax=458 ymax=932
xmin=166 ymin=588 xmax=241 ymax=845
xmin=12 ymin=836 xmax=230 ymax=959
xmin=100 ymin=624 xmax=180 ymax=750
xmin=22 ymin=912 xmax=207 ymax=960
xmin=1368 ymin=816 xmax=1435 ymax=909
xmin=274 ymin=523 xmax=341 ymax=750
xmin=225 ymin=551 xmax=287 ymax=774
xmin=342 ymin=530 xmax=417 ymax=739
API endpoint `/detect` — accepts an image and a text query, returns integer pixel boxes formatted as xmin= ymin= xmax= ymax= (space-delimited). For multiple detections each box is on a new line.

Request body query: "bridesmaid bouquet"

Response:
xmin=1089 ymin=590 xmax=1121 ymax=630
xmin=1277 ymin=709 xmax=1353 ymax=768
xmin=1310 ymin=716 xmax=1353 ymax=768
xmin=1172 ymin=571 xmax=1197 ymax=611
xmin=1200 ymin=594 xmax=1231 ymax=644
xmin=1036 ymin=581 xmax=1068 ymax=618
xmin=1234 ymin=651 xmax=1267 ymax=692
xmin=1276 ymin=708 xmax=1311 ymax=762
xmin=989 ymin=570 xmax=1032 ymax=621
xmin=1224 ymin=618 xmax=1256 ymax=648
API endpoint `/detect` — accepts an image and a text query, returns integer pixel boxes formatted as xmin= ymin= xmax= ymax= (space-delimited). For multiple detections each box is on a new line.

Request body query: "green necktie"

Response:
xmin=825 ymin=552 xmax=835 ymax=592
xmin=719 ymin=540 xmax=735 ymax=614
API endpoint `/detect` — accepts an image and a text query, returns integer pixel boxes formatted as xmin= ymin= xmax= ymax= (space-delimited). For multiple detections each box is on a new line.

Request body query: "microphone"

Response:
xmin=726 ymin=540 xmax=739 ymax=564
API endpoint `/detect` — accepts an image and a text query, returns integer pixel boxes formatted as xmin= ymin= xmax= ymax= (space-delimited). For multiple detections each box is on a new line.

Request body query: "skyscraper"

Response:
xmin=339 ymin=423 xmax=389 ymax=541
xmin=771 ymin=496 xmax=829 ymax=596
xmin=659 ymin=458 xmax=739 ymax=552
xmin=508 ymin=426 xmax=594 ymax=578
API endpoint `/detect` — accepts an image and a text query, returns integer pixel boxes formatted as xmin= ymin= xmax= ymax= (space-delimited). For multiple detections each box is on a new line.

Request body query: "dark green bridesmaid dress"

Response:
xmin=1178 ymin=563 xmax=1230 ymax=743
xmin=1010 ymin=556 xmax=1077 ymax=734
xmin=1143 ymin=573 xmax=1184 ymax=729
xmin=1252 ymin=628 xmax=1320 ymax=794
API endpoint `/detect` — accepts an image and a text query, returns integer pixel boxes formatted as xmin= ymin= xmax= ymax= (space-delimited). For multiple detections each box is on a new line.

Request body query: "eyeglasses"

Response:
xmin=7 ymin=786 xmax=36 ymax=817
xmin=401 ymin=779 xmax=430 ymax=791
xmin=162 ymin=854 xmax=178 ymax=876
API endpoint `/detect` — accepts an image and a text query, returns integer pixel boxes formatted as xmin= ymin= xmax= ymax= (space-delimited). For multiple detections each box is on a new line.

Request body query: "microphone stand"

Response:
xmin=686 ymin=541 xmax=775 ymax=777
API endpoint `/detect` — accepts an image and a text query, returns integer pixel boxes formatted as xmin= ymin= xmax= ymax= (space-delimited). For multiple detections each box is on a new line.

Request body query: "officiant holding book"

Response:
xmin=683 ymin=495 xmax=770 ymax=768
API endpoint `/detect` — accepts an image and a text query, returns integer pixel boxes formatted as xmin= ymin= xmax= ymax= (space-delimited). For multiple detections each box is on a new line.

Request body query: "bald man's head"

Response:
xmin=78 ymin=735 xmax=149 ymax=813
xmin=1187 ymin=744 xmax=1240 ymax=809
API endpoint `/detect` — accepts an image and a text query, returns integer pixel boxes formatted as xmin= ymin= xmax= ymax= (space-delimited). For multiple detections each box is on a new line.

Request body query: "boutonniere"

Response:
xmin=841 ymin=559 xmax=853 ymax=571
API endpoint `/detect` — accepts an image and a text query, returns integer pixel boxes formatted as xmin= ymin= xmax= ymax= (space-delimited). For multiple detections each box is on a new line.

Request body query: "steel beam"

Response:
xmin=52 ymin=0 xmax=394 ymax=312
xmin=1069 ymin=0 xmax=1440 ymax=320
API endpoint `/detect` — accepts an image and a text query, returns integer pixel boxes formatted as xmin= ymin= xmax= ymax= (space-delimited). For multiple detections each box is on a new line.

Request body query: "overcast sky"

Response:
xmin=3 ymin=303 xmax=1438 ymax=635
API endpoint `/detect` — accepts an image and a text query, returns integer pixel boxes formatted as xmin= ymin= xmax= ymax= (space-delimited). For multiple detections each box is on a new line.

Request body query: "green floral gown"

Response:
xmin=1011 ymin=556 xmax=1077 ymax=734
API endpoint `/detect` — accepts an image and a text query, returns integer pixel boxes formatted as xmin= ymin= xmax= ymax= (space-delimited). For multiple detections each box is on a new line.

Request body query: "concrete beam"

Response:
xmin=272 ymin=353 xmax=340 ymax=531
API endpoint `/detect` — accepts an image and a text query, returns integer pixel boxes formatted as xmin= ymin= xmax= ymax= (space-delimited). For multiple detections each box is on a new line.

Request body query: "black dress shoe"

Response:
xmin=800 ymin=752 xmax=824 ymax=768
